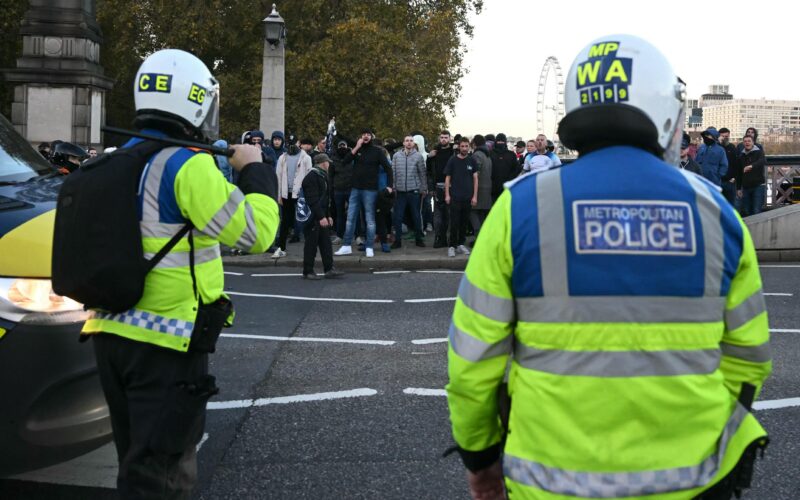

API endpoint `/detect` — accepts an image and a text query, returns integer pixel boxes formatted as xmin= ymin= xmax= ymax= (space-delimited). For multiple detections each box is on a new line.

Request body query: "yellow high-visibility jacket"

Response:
xmin=447 ymin=146 xmax=771 ymax=499
xmin=82 ymin=140 xmax=279 ymax=352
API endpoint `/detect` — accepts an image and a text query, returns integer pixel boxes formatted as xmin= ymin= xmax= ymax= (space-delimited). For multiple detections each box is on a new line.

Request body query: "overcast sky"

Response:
xmin=448 ymin=0 xmax=800 ymax=140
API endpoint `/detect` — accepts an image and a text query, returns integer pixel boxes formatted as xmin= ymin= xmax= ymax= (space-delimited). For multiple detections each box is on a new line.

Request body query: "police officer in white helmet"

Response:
xmin=447 ymin=35 xmax=770 ymax=499
xmin=83 ymin=49 xmax=280 ymax=498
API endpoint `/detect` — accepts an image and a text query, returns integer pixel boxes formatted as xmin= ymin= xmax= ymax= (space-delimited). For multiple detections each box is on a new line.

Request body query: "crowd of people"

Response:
xmin=232 ymin=127 xmax=563 ymax=266
xmin=35 ymin=121 xmax=769 ymax=272
xmin=679 ymin=125 xmax=768 ymax=216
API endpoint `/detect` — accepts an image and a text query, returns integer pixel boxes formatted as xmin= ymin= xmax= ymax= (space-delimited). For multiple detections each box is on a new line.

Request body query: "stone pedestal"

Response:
xmin=259 ymin=5 xmax=286 ymax=136
xmin=2 ymin=0 xmax=113 ymax=148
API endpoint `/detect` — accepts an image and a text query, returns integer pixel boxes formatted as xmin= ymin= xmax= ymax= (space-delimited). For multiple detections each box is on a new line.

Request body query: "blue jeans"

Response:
xmin=740 ymin=185 xmax=766 ymax=217
xmin=344 ymin=189 xmax=377 ymax=247
xmin=393 ymin=191 xmax=423 ymax=241
xmin=721 ymin=181 xmax=737 ymax=207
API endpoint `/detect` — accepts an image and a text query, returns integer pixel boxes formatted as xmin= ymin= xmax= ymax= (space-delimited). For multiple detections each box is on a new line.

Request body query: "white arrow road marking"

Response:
xmin=404 ymin=297 xmax=456 ymax=303
xmin=412 ymin=338 xmax=448 ymax=344
xmin=221 ymin=333 xmax=395 ymax=346
xmin=415 ymin=270 xmax=464 ymax=274
xmin=403 ymin=388 xmax=447 ymax=397
xmin=227 ymin=291 xmax=394 ymax=303
xmin=250 ymin=273 xmax=303 ymax=277
xmin=207 ymin=388 xmax=378 ymax=410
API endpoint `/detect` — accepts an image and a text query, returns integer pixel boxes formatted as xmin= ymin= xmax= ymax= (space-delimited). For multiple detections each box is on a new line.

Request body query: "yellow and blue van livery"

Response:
xmin=0 ymin=113 xmax=111 ymax=476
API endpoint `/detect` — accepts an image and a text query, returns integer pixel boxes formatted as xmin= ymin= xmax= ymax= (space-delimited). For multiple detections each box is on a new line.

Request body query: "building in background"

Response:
xmin=702 ymin=99 xmax=800 ymax=140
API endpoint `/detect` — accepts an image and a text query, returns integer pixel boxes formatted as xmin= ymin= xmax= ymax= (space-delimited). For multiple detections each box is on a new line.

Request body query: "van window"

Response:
xmin=0 ymin=114 xmax=54 ymax=183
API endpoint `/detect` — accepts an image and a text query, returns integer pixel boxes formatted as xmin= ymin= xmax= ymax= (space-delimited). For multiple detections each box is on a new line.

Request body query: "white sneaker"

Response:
xmin=365 ymin=248 xmax=374 ymax=258
xmin=272 ymin=247 xmax=286 ymax=258
xmin=448 ymin=247 xmax=456 ymax=257
xmin=425 ymin=223 xmax=433 ymax=232
xmin=457 ymin=245 xmax=471 ymax=255
xmin=334 ymin=245 xmax=353 ymax=256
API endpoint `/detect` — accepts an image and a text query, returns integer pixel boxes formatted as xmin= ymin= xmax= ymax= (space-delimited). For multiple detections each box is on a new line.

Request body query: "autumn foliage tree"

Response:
xmin=92 ymin=0 xmax=481 ymax=144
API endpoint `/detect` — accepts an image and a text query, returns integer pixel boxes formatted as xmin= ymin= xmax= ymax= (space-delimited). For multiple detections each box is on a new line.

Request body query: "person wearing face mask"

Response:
xmin=696 ymin=127 xmax=728 ymax=187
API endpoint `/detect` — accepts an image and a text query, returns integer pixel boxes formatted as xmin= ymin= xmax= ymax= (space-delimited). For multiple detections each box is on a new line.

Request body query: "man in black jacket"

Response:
xmin=489 ymin=133 xmax=522 ymax=204
xmin=334 ymin=128 xmax=393 ymax=258
xmin=301 ymin=154 xmax=344 ymax=279
xmin=737 ymin=135 xmax=767 ymax=217
xmin=427 ymin=130 xmax=455 ymax=247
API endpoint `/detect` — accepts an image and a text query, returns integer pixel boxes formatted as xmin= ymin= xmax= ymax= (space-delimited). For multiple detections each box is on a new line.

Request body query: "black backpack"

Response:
xmin=52 ymin=141 xmax=191 ymax=313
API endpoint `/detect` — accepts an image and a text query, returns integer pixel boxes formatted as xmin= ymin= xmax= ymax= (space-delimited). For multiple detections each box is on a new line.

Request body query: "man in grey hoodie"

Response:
xmin=391 ymin=135 xmax=428 ymax=248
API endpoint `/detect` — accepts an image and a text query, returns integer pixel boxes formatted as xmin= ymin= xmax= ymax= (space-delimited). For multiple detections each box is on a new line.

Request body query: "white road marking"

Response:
xmin=404 ymin=297 xmax=456 ymax=303
xmin=416 ymin=270 xmax=464 ymax=274
xmin=196 ymin=433 xmax=210 ymax=451
xmin=753 ymin=397 xmax=800 ymax=410
xmin=227 ymin=291 xmax=394 ymax=303
xmin=373 ymin=270 xmax=412 ymax=274
xmin=250 ymin=273 xmax=303 ymax=277
xmin=403 ymin=388 xmax=447 ymax=397
xmin=221 ymin=333 xmax=395 ymax=346
xmin=760 ymin=265 xmax=800 ymax=268
xmin=207 ymin=388 xmax=378 ymax=410
xmin=764 ymin=293 xmax=793 ymax=296
xmin=770 ymin=329 xmax=800 ymax=333
xmin=223 ymin=271 xmax=244 ymax=276
xmin=412 ymin=338 xmax=448 ymax=344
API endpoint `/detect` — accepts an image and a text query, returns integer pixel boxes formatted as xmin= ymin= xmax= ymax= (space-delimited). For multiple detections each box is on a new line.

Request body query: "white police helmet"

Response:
xmin=133 ymin=49 xmax=220 ymax=141
xmin=558 ymin=34 xmax=685 ymax=163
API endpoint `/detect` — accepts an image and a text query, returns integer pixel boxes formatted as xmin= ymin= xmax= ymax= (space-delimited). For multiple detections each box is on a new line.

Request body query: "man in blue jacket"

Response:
xmin=696 ymin=127 xmax=728 ymax=187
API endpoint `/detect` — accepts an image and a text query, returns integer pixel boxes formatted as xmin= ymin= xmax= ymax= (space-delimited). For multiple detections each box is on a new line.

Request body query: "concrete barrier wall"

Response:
xmin=745 ymin=204 xmax=800 ymax=261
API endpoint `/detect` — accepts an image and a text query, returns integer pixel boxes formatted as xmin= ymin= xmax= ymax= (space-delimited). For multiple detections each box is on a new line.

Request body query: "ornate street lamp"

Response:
xmin=263 ymin=4 xmax=286 ymax=49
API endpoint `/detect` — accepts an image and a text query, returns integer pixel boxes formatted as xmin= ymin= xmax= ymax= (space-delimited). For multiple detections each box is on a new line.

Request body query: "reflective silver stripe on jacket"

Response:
xmin=93 ymin=308 xmax=194 ymax=338
xmin=504 ymin=404 xmax=749 ymax=498
xmin=144 ymin=244 xmax=221 ymax=269
xmin=720 ymin=341 xmax=771 ymax=363
xmin=449 ymin=322 xmax=512 ymax=362
xmin=724 ymin=289 xmax=766 ymax=331
xmin=515 ymin=296 xmax=726 ymax=323
xmin=514 ymin=341 xmax=720 ymax=377
xmin=536 ymin=170 xmax=569 ymax=296
xmin=682 ymin=172 xmax=725 ymax=296
xmin=201 ymin=189 xmax=245 ymax=239
xmin=236 ymin=202 xmax=259 ymax=250
xmin=457 ymin=275 xmax=516 ymax=323
xmin=141 ymin=147 xmax=180 ymax=221
xmin=140 ymin=221 xmax=187 ymax=238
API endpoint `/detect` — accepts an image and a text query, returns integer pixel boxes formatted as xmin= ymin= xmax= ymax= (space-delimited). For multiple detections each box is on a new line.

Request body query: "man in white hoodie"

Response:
xmin=273 ymin=143 xmax=312 ymax=257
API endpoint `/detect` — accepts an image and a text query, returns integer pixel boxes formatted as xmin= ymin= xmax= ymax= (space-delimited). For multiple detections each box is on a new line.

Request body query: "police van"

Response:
xmin=0 ymin=113 xmax=111 ymax=475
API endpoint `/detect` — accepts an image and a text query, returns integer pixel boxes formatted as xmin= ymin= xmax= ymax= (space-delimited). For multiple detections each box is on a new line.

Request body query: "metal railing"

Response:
xmin=560 ymin=155 xmax=800 ymax=209
xmin=766 ymin=155 xmax=800 ymax=207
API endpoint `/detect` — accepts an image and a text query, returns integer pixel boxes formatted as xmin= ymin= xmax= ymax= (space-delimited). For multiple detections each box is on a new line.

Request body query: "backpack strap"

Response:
xmin=143 ymin=223 xmax=193 ymax=273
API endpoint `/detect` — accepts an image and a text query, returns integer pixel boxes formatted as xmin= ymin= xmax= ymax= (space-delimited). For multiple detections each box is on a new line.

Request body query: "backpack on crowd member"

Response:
xmin=52 ymin=141 xmax=192 ymax=313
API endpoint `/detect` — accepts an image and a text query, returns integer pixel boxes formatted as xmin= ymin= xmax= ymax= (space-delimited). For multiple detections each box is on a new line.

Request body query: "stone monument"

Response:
xmin=2 ymin=0 xmax=113 ymax=148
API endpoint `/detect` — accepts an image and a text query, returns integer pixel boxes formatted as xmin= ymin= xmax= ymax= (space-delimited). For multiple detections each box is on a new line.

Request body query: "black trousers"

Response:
xmin=278 ymin=197 xmax=297 ymax=249
xmin=92 ymin=334 xmax=211 ymax=500
xmin=448 ymin=200 xmax=471 ymax=248
xmin=303 ymin=221 xmax=334 ymax=275
xmin=433 ymin=186 xmax=449 ymax=245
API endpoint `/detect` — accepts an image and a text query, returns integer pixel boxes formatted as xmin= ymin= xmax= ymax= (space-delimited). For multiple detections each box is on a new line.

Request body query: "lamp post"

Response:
xmin=259 ymin=4 xmax=286 ymax=136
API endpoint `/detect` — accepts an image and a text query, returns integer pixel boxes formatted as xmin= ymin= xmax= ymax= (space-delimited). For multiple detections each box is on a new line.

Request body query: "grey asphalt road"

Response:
xmin=1 ymin=265 xmax=799 ymax=499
